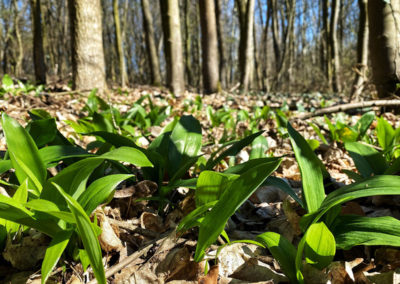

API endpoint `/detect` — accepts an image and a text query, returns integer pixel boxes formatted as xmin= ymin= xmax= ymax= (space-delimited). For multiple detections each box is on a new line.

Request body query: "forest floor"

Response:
xmin=1 ymin=86 xmax=400 ymax=284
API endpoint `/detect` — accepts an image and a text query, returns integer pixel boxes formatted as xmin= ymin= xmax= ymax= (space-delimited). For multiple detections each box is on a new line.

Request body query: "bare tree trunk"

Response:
xmin=159 ymin=0 xmax=185 ymax=95
xmin=368 ymin=0 xmax=400 ymax=98
xmin=30 ymin=0 xmax=46 ymax=84
xmin=184 ymin=0 xmax=193 ymax=86
xmin=351 ymin=0 xmax=368 ymax=101
xmin=270 ymin=0 xmax=280 ymax=72
xmin=215 ymin=0 xmax=227 ymax=89
xmin=236 ymin=0 xmax=255 ymax=91
xmin=69 ymin=0 xmax=107 ymax=92
xmin=322 ymin=0 xmax=331 ymax=87
xmin=141 ymin=0 xmax=161 ymax=86
xmin=13 ymin=0 xmax=24 ymax=77
xmin=330 ymin=0 xmax=341 ymax=92
xmin=113 ymin=0 xmax=127 ymax=87
xmin=199 ymin=0 xmax=220 ymax=93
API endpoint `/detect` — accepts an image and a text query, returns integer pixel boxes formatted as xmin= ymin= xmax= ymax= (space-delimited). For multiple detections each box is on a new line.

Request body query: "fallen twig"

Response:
xmin=294 ymin=99 xmax=400 ymax=119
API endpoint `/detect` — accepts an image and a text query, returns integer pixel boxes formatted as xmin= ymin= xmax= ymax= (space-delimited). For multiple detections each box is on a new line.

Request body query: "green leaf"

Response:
xmin=354 ymin=111 xmax=375 ymax=138
xmin=2 ymin=74 xmax=14 ymax=91
xmin=177 ymin=201 xmax=218 ymax=233
xmin=303 ymin=222 xmax=335 ymax=270
xmin=85 ymin=131 xmax=140 ymax=149
xmin=92 ymin=112 xmax=114 ymax=132
xmin=0 ymin=160 xmax=12 ymax=175
xmin=288 ymin=123 xmax=325 ymax=213
xmin=6 ymin=180 xmax=28 ymax=235
xmin=25 ymin=199 xmax=75 ymax=224
xmin=301 ymin=175 xmax=400 ymax=229
xmin=308 ymin=122 xmax=328 ymax=144
xmin=195 ymin=171 xmax=239 ymax=207
xmin=26 ymin=118 xmax=58 ymax=147
xmin=194 ymin=159 xmax=281 ymax=261
xmin=307 ymin=139 xmax=320 ymax=151
xmin=250 ymin=135 xmax=269 ymax=159
xmin=53 ymin=183 xmax=106 ymax=284
xmin=376 ymin=117 xmax=395 ymax=150
xmin=39 ymin=145 xmax=92 ymax=166
xmin=331 ymin=215 xmax=400 ymax=250
xmin=98 ymin=146 xmax=153 ymax=167
xmin=78 ymin=174 xmax=133 ymax=215
xmin=344 ymin=142 xmax=387 ymax=177
xmin=205 ymin=131 xmax=264 ymax=170
xmin=168 ymin=115 xmax=202 ymax=177
xmin=2 ymin=113 xmax=46 ymax=193
xmin=41 ymin=230 xmax=73 ymax=284
xmin=256 ymin=232 xmax=297 ymax=283
xmin=0 ymin=194 xmax=61 ymax=237
xmin=263 ymin=176 xmax=303 ymax=207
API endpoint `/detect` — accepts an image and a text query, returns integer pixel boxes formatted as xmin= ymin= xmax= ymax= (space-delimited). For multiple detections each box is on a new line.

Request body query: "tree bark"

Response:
xmin=30 ymin=0 xmax=46 ymax=84
xmin=329 ymin=0 xmax=342 ymax=92
xmin=113 ymin=0 xmax=128 ymax=87
xmin=236 ymin=0 xmax=255 ymax=91
xmin=69 ymin=0 xmax=107 ymax=92
xmin=368 ymin=0 xmax=400 ymax=98
xmin=199 ymin=0 xmax=220 ymax=93
xmin=141 ymin=0 xmax=162 ymax=86
xmin=351 ymin=0 xmax=369 ymax=101
xmin=159 ymin=0 xmax=185 ymax=95
xmin=215 ymin=0 xmax=227 ymax=89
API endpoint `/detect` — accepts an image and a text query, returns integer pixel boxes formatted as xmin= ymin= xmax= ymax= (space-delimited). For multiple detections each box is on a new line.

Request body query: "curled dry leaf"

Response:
xmin=96 ymin=210 xmax=123 ymax=252
xmin=199 ymin=265 xmax=219 ymax=284
xmin=140 ymin=212 xmax=166 ymax=233
xmin=283 ymin=199 xmax=302 ymax=236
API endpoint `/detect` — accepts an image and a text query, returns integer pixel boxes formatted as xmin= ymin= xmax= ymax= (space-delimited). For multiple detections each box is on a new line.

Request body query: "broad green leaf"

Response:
xmin=85 ymin=131 xmax=139 ymax=149
xmin=6 ymin=180 xmax=28 ymax=235
xmin=25 ymin=199 xmax=75 ymax=224
xmin=337 ymin=126 xmax=358 ymax=142
xmin=194 ymin=159 xmax=281 ymax=261
xmin=195 ymin=171 xmax=239 ymax=207
xmin=29 ymin=109 xmax=53 ymax=120
xmin=99 ymin=147 xmax=153 ymax=167
xmin=324 ymin=116 xmax=338 ymax=141
xmin=2 ymin=74 xmax=14 ymax=91
xmin=331 ymin=215 xmax=400 ymax=250
xmin=79 ymin=249 xmax=91 ymax=271
xmin=177 ymin=201 xmax=218 ymax=233
xmin=39 ymin=145 xmax=92 ymax=166
xmin=341 ymin=169 xmax=363 ymax=182
xmin=303 ymin=222 xmax=335 ymax=270
xmin=263 ymin=176 xmax=303 ymax=207
xmin=288 ymin=123 xmax=325 ymax=213
xmin=224 ymin=157 xmax=281 ymax=175
xmin=309 ymin=122 xmax=328 ymax=144
xmin=53 ymin=183 xmax=106 ymax=284
xmin=26 ymin=118 xmax=58 ymax=147
xmin=301 ymin=175 xmax=400 ymax=229
xmin=385 ymin=156 xmax=400 ymax=174
xmin=344 ymin=142 xmax=387 ymax=177
xmin=307 ymin=139 xmax=320 ymax=151
xmin=2 ymin=113 xmax=46 ymax=192
xmin=354 ymin=111 xmax=375 ymax=138
xmin=205 ymin=131 xmax=264 ymax=170
xmin=41 ymin=230 xmax=73 ymax=284
xmin=0 ymin=160 xmax=12 ymax=175
xmin=168 ymin=115 xmax=202 ymax=177
xmin=78 ymin=174 xmax=133 ymax=215
xmin=250 ymin=135 xmax=269 ymax=159
xmin=256 ymin=232 xmax=297 ymax=283
xmin=92 ymin=112 xmax=114 ymax=132
xmin=0 ymin=194 xmax=61 ymax=237
xmin=376 ymin=117 xmax=395 ymax=150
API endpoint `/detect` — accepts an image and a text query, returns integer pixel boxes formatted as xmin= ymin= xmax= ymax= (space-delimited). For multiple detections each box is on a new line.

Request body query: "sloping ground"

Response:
xmin=0 ymin=87 xmax=400 ymax=283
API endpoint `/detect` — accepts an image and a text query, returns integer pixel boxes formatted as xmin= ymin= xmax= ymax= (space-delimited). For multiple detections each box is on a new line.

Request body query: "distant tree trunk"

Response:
xmin=329 ymin=0 xmax=341 ymax=92
xmin=141 ymin=0 xmax=161 ymax=86
xmin=183 ymin=0 xmax=193 ymax=86
xmin=351 ymin=0 xmax=368 ymax=101
xmin=159 ymin=0 xmax=185 ymax=95
xmin=69 ymin=0 xmax=107 ymax=92
xmin=215 ymin=0 xmax=227 ymax=89
xmin=199 ymin=0 xmax=220 ymax=93
xmin=13 ymin=0 xmax=24 ymax=77
xmin=236 ymin=0 xmax=255 ymax=91
xmin=113 ymin=0 xmax=127 ymax=87
xmin=30 ymin=0 xmax=46 ymax=84
xmin=368 ymin=0 xmax=400 ymax=98
xmin=269 ymin=0 xmax=280 ymax=72
xmin=322 ymin=0 xmax=331 ymax=86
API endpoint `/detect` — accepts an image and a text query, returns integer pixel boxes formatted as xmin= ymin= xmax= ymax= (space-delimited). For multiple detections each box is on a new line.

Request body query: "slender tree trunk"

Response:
xmin=330 ymin=0 xmax=341 ymax=92
xmin=351 ymin=0 xmax=368 ymax=101
xmin=368 ymin=0 xmax=400 ymax=98
xmin=199 ymin=0 xmax=220 ymax=93
xmin=322 ymin=0 xmax=331 ymax=87
xmin=13 ymin=0 xmax=24 ymax=77
xmin=30 ymin=0 xmax=46 ymax=84
xmin=113 ymin=0 xmax=127 ymax=87
xmin=184 ymin=0 xmax=193 ymax=86
xmin=159 ymin=0 xmax=185 ymax=95
xmin=270 ymin=0 xmax=280 ymax=72
xmin=236 ymin=0 xmax=255 ymax=91
xmin=215 ymin=0 xmax=227 ymax=89
xmin=141 ymin=0 xmax=161 ymax=86
xmin=69 ymin=0 xmax=107 ymax=92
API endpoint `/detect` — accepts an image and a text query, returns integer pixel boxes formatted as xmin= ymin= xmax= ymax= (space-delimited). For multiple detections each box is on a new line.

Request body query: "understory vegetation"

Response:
xmin=0 ymin=81 xmax=400 ymax=283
